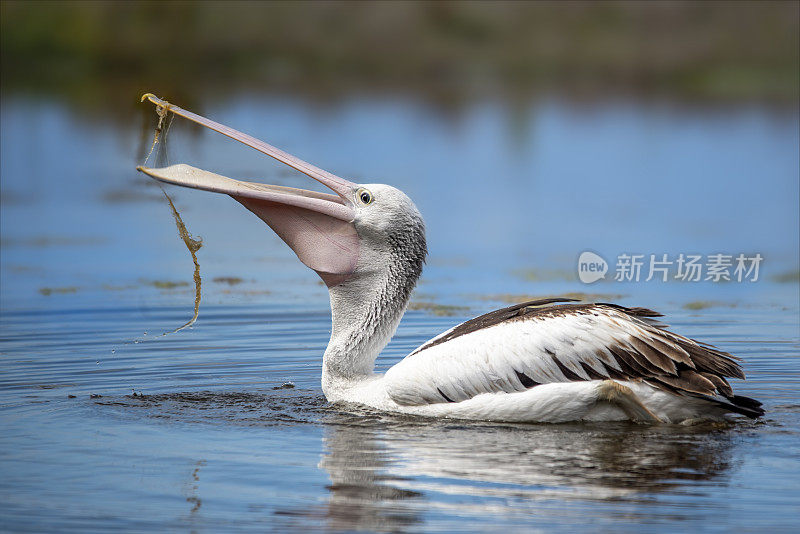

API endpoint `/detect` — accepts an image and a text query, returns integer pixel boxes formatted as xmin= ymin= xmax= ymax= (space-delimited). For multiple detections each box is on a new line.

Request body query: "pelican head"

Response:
xmin=140 ymin=164 xmax=426 ymax=288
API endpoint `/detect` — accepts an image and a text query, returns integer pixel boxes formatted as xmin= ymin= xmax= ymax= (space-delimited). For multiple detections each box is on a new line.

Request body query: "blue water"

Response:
xmin=1 ymin=94 xmax=798 ymax=532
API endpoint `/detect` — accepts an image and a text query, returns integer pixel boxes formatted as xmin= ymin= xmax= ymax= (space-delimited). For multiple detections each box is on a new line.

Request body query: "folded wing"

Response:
xmin=385 ymin=299 xmax=762 ymax=417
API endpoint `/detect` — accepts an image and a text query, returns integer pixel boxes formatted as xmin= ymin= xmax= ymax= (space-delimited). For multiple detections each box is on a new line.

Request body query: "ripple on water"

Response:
xmin=94 ymin=389 xmax=328 ymax=427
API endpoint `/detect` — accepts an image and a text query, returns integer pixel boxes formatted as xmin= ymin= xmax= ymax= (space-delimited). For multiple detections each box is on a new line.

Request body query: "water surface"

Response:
xmin=1 ymin=94 xmax=798 ymax=531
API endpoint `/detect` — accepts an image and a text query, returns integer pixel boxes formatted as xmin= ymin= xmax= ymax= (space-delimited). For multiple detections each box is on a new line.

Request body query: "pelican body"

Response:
xmin=138 ymin=95 xmax=764 ymax=424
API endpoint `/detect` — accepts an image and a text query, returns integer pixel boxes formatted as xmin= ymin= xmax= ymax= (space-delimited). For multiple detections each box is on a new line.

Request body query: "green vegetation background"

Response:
xmin=2 ymin=1 xmax=798 ymax=110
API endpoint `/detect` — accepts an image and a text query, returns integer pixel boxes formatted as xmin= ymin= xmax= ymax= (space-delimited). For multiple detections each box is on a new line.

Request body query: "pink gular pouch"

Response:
xmin=137 ymin=95 xmax=360 ymax=288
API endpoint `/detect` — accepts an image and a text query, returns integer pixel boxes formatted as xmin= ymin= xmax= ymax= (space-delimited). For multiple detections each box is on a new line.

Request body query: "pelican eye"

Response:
xmin=357 ymin=188 xmax=373 ymax=205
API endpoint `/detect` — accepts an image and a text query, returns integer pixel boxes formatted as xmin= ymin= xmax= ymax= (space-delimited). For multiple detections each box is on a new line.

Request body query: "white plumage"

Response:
xmin=327 ymin=300 xmax=761 ymax=423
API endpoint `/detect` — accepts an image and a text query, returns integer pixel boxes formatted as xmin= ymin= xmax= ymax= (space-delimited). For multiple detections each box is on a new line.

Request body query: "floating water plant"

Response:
xmin=141 ymin=93 xmax=202 ymax=334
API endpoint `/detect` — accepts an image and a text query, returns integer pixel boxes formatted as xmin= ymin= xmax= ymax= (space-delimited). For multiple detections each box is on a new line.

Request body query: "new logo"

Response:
xmin=578 ymin=251 xmax=608 ymax=284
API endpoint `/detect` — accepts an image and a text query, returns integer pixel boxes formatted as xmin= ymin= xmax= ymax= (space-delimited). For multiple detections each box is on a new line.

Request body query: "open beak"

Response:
xmin=137 ymin=94 xmax=359 ymax=287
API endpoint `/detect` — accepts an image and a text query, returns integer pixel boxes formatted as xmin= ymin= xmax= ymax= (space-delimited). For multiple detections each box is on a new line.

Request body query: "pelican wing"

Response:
xmin=385 ymin=299 xmax=762 ymax=417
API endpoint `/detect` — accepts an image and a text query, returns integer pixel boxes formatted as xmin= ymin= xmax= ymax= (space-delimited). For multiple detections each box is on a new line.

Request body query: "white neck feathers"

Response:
xmin=321 ymin=268 xmax=410 ymax=396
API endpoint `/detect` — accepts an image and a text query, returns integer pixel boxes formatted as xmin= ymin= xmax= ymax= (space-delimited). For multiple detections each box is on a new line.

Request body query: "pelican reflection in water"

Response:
xmin=276 ymin=413 xmax=735 ymax=531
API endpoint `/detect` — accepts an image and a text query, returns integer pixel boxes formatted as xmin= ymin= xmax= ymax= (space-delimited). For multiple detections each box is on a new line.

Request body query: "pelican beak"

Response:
xmin=136 ymin=95 xmax=359 ymax=287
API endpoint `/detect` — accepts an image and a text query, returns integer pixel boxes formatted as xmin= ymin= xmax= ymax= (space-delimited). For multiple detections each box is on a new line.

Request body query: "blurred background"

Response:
xmin=3 ymin=1 xmax=799 ymax=106
xmin=1 ymin=2 xmax=800 ymax=532
xmin=0 ymin=0 xmax=798 ymax=146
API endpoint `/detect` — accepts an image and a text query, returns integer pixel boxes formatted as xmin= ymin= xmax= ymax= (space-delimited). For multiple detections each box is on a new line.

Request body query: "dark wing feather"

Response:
xmin=409 ymin=297 xmax=580 ymax=355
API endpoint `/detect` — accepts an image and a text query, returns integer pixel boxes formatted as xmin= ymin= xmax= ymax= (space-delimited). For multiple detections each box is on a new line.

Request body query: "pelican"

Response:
xmin=137 ymin=94 xmax=764 ymax=424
